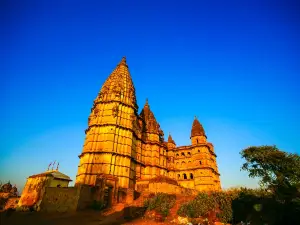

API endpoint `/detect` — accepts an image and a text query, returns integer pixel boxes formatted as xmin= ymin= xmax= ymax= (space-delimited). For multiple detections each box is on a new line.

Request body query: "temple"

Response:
xmin=75 ymin=57 xmax=221 ymax=192
xmin=15 ymin=57 xmax=221 ymax=212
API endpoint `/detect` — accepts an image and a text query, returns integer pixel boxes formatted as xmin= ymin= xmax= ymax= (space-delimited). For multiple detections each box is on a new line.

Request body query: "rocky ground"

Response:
xmin=0 ymin=209 xmax=174 ymax=225
xmin=0 ymin=194 xmax=228 ymax=225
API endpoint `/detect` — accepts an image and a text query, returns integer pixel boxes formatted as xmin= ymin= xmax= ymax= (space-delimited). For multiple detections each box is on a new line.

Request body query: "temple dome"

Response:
xmin=191 ymin=117 xmax=206 ymax=138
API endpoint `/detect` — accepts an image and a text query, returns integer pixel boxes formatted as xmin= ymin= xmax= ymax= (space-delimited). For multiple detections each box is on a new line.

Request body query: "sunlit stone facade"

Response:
xmin=75 ymin=57 xmax=221 ymax=191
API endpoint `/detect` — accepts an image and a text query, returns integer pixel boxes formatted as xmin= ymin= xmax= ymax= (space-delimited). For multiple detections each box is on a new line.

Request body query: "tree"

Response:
xmin=240 ymin=145 xmax=300 ymax=188
xmin=240 ymin=145 xmax=300 ymax=225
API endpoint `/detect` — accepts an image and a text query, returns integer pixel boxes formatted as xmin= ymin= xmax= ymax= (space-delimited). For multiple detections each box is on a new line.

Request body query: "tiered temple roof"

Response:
xmin=191 ymin=117 xmax=206 ymax=138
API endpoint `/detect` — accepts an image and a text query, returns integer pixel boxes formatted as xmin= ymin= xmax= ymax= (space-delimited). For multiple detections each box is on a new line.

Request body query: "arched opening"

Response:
xmin=57 ymin=184 xmax=61 ymax=188
xmin=188 ymin=161 xmax=191 ymax=164
xmin=181 ymin=161 xmax=185 ymax=166
xmin=178 ymin=174 xmax=180 ymax=179
xmin=181 ymin=152 xmax=185 ymax=156
xmin=187 ymin=152 xmax=191 ymax=156
xmin=190 ymin=173 xmax=194 ymax=179
xmin=198 ymin=149 xmax=200 ymax=153
xmin=196 ymin=139 xmax=198 ymax=144
xmin=176 ymin=153 xmax=179 ymax=157
xmin=199 ymin=161 xmax=202 ymax=165
xmin=183 ymin=174 xmax=187 ymax=179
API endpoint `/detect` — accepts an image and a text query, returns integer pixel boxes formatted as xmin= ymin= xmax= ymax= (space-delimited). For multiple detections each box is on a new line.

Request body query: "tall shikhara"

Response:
xmin=76 ymin=57 xmax=221 ymax=191
xmin=76 ymin=57 xmax=142 ymax=189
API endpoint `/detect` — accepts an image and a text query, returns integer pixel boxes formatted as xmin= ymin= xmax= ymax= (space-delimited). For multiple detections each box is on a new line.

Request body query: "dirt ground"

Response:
xmin=0 ymin=210 xmax=172 ymax=225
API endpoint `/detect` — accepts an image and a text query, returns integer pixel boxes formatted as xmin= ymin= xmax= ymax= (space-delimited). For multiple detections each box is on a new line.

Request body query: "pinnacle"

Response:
xmin=191 ymin=117 xmax=206 ymax=138
xmin=119 ymin=56 xmax=127 ymax=66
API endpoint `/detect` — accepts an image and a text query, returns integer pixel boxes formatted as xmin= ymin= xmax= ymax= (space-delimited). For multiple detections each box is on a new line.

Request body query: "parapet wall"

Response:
xmin=148 ymin=182 xmax=198 ymax=196
xmin=136 ymin=178 xmax=198 ymax=196
xmin=40 ymin=187 xmax=81 ymax=212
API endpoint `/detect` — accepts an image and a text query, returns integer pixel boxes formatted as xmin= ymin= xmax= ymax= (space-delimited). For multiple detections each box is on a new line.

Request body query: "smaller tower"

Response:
xmin=167 ymin=133 xmax=176 ymax=149
xmin=190 ymin=116 xmax=207 ymax=145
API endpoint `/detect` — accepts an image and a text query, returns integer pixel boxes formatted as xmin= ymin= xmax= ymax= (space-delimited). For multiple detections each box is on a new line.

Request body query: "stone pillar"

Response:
xmin=126 ymin=188 xmax=134 ymax=204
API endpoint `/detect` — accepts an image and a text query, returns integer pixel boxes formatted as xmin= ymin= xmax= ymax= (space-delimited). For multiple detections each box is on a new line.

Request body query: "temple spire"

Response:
xmin=119 ymin=56 xmax=127 ymax=66
xmin=191 ymin=117 xmax=206 ymax=138
xmin=96 ymin=56 xmax=137 ymax=110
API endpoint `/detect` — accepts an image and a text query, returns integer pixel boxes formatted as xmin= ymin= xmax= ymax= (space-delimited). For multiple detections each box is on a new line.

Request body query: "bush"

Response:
xmin=177 ymin=192 xmax=215 ymax=219
xmin=143 ymin=193 xmax=176 ymax=218
xmin=177 ymin=191 xmax=236 ymax=223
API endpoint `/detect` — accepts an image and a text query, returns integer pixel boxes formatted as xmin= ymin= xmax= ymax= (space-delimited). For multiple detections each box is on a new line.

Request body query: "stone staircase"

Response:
xmin=101 ymin=203 xmax=125 ymax=216
xmin=131 ymin=191 xmax=151 ymax=207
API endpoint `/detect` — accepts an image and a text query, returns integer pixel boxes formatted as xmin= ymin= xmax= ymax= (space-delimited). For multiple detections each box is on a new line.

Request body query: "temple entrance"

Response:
xmin=103 ymin=186 xmax=113 ymax=208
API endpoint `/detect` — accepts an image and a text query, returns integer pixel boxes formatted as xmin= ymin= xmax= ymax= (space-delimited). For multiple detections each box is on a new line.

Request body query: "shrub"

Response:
xmin=143 ymin=193 xmax=176 ymax=218
xmin=177 ymin=191 xmax=236 ymax=223
xmin=178 ymin=192 xmax=215 ymax=219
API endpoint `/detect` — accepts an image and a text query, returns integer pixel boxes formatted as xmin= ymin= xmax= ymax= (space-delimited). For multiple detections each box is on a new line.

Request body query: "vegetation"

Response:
xmin=177 ymin=191 xmax=234 ymax=223
xmin=240 ymin=145 xmax=300 ymax=225
xmin=176 ymin=146 xmax=300 ymax=225
xmin=143 ymin=193 xmax=176 ymax=218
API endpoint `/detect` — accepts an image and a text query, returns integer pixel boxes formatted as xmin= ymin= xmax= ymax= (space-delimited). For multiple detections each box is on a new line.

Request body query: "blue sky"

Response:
xmin=1 ymin=0 xmax=299 ymax=192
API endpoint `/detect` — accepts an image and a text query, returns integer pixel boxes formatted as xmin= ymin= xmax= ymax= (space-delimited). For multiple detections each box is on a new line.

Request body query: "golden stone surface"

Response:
xmin=75 ymin=57 xmax=221 ymax=192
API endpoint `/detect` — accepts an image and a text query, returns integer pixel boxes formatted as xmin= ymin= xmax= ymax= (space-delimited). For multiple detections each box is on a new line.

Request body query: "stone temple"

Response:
xmin=16 ymin=57 xmax=221 ymax=212
xmin=75 ymin=57 xmax=221 ymax=192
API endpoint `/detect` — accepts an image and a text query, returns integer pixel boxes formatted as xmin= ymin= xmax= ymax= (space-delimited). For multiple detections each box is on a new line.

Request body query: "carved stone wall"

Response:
xmin=75 ymin=57 xmax=221 ymax=194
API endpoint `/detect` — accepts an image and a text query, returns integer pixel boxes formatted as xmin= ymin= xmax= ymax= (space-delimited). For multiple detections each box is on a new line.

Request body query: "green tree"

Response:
xmin=240 ymin=145 xmax=300 ymax=188
xmin=240 ymin=145 xmax=300 ymax=225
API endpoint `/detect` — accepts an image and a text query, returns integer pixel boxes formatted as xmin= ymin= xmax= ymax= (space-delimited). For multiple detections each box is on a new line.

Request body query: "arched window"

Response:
xmin=183 ymin=174 xmax=187 ymax=179
xmin=181 ymin=161 xmax=185 ymax=166
xmin=197 ymin=139 xmax=199 ymax=144
xmin=199 ymin=161 xmax=202 ymax=165
xmin=176 ymin=153 xmax=179 ymax=157
xmin=198 ymin=149 xmax=200 ymax=153
xmin=57 ymin=184 xmax=61 ymax=188
xmin=178 ymin=174 xmax=180 ymax=179
xmin=181 ymin=152 xmax=185 ymax=156
xmin=190 ymin=173 xmax=194 ymax=179
xmin=188 ymin=161 xmax=191 ymax=164
xmin=187 ymin=152 xmax=191 ymax=156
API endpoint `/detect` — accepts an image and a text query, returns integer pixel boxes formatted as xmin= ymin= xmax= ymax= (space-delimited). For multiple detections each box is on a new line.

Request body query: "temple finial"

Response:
xmin=120 ymin=56 xmax=126 ymax=64
xmin=47 ymin=162 xmax=52 ymax=171
xmin=194 ymin=115 xmax=197 ymax=120
xmin=145 ymin=98 xmax=149 ymax=106
xmin=56 ymin=162 xmax=60 ymax=171
xmin=52 ymin=160 xmax=56 ymax=171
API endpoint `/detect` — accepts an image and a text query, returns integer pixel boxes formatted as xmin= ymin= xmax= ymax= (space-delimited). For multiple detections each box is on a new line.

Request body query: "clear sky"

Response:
xmin=1 ymin=0 xmax=299 ymax=192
